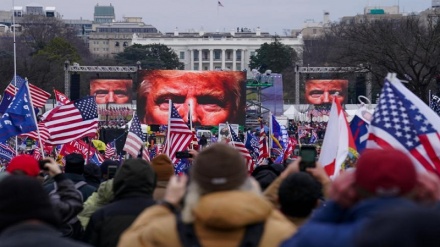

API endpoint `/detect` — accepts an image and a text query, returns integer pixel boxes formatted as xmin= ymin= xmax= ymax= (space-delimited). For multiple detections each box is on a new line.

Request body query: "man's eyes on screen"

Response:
xmin=309 ymin=90 xmax=324 ymax=97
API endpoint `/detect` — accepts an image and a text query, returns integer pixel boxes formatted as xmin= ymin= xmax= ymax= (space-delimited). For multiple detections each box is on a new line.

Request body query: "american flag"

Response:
xmin=6 ymin=75 xmax=51 ymax=108
xmin=283 ymin=138 xmax=295 ymax=160
xmin=149 ymin=146 xmax=157 ymax=160
xmin=367 ymin=75 xmax=440 ymax=175
xmin=166 ymin=103 xmax=193 ymax=164
xmin=258 ymin=121 xmax=269 ymax=165
xmin=142 ymin=146 xmax=150 ymax=161
xmin=123 ymin=113 xmax=145 ymax=158
xmin=105 ymin=141 xmax=116 ymax=159
xmin=33 ymin=147 xmax=41 ymax=160
xmin=228 ymin=123 xmax=255 ymax=173
xmin=21 ymin=122 xmax=51 ymax=143
xmin=42 ymin=96 xmax=98 ymax=145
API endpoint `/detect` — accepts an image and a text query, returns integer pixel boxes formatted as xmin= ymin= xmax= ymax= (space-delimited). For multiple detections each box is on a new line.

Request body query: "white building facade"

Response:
xmin=132 ymin=28 xmax=303 ymax=71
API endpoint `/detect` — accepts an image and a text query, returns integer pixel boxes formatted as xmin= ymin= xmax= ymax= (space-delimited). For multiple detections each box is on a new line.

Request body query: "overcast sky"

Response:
xmin=1 ymin=0 xmax=433 ymax=35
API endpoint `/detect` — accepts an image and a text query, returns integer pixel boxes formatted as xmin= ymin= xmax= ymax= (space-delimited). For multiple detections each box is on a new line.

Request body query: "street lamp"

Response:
xmin=64 ymin=60 xmax=70 ymax=98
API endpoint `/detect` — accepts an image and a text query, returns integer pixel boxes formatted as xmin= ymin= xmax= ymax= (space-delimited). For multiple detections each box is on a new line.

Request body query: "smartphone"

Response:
xmin=38 ymin=159 xmax=50 ymax=171
xmin=107 ymin=165 xmax=118 ymax=179
xmin=176 ymin=151 xmax=193 ymax=159
xmin=299 ymin=145 xmax=317 ymax=171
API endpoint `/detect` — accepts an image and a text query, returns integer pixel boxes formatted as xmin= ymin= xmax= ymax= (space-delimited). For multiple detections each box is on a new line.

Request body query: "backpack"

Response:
xmin=176 ymin=213 xmax=265 ymax=247
xmin=49 ymin=181 xmax=87 ymax=240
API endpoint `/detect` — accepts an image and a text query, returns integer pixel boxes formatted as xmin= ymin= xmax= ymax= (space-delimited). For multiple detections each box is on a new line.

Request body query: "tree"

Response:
xmin=249 ymin=36 xmax=298 ymax=73
xmin=324 ymin=15 xmax=440 ymax=102
xmin=115 ymin=44 xmax=184 ymax=70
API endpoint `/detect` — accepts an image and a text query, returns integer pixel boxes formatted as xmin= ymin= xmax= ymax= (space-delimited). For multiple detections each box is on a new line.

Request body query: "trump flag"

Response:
xmin=367 ymin=74 xmax=440 ymax=175
xmin=319 ymin=97 xmax=358 ymax=178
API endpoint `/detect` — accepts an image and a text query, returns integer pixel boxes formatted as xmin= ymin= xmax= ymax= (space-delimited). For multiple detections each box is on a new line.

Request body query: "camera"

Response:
xmin=299 ymin=145 xmax=317 ymax=172
xmin=175 ymin=151 xmax=193 ymax=159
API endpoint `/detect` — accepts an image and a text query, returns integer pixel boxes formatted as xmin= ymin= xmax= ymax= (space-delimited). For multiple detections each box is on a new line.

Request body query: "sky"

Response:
xmin=1 ymin=0 xmax=433 ymax=35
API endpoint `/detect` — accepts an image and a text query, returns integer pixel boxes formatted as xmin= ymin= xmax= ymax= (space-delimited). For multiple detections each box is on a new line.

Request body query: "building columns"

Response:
xmin=209 ymin=49 xmax=214 ymax=70
xmin=232 ymin=49 xmax=237 ymax=71
xmin=221 ymin=49 xmax=226 ymax=70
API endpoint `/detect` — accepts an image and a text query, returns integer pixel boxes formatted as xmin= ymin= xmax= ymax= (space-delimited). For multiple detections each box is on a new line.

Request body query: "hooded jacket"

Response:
xmin=117 ymin=191 xmax=296 ymax=247
xmin=83 ymin=159 xmax=156 ymax=247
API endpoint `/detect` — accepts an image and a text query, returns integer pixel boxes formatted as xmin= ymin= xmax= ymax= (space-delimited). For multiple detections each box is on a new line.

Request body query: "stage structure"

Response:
xmin=294 ymin=66 xmax=371 ymax=105
xmin=246 ymin=72 xmax=274 ymax=127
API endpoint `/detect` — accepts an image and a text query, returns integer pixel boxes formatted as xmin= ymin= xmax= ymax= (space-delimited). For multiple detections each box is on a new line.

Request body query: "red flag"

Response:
xmin=42 ymin=96 xmax=98 ymax=145
xmin=54 ymin=89 xmax=71 ymax=105
xmin=167 ymin=103 xmax=193 ymax=164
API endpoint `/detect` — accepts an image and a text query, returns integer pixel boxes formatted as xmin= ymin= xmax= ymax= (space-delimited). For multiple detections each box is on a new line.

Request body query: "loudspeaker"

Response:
xmin=100 ymin=128 xmax=127 ymax=155
xmin=70 ymin=73 xmax=80 ymax=100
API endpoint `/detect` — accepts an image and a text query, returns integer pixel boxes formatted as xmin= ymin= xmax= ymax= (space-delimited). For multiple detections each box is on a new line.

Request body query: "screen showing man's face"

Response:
xmin=90 ymin=79 xmax=132 ymax=104
xmin=138 ymin=70 xmax=246 ymax=126
xmin=305 ymin=79 xmax=348 ymax=104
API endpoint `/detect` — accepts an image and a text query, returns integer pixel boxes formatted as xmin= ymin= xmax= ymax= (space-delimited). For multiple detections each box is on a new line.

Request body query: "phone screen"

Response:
xmin=299 ymin=146 xmax=317 ymax=171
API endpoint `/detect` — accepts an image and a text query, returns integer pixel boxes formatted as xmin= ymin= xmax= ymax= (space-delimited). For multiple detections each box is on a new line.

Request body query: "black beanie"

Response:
xmin=0 ymin=175 xmax=60 ymax=232
xmin=64 ymin=153 xmax=85 ymax=175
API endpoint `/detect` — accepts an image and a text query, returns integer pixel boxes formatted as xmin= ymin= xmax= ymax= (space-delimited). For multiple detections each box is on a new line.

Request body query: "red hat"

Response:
xmin=6 ymin=155 xmax=40 ymax=177
xmin=355 ymin=148 xmax=416 ymax=197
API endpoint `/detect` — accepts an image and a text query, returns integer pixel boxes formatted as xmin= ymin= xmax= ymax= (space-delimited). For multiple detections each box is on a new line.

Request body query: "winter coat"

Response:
xmin=83 ymin=159 xmax=156 ymax=247
xmin=153 ymin=180 xmax=168 ymax=201
xmin=78 ymin=179 xmax=114 ymax=228
xmin=117 ymin=190 xmax=296 ymax=247
xmin=0 ymin=222 xmax=92 ymax=247
xmin=44 ymin=173 xmax=97 ymax=202
xmin=281 ymin=197 xmax=419 ymax=247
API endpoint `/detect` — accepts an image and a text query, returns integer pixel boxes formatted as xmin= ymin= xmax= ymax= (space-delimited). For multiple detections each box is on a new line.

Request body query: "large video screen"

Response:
xmin=137 ymin=70 xmax=247 ymax=126
xmin=90 ymin=79 xmax=133 ymax=104
xmin=305 ymin=79 xmax=348 ymax=104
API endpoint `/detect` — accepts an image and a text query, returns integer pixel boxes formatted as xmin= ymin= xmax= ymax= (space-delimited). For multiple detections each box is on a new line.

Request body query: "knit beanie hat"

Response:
xmin=0 ymin=175 xmax=60 ymax=232
xmin=151 ymin=154 xmax=174 ymax=181
xmin=191 ymin=143 xmax=248 ymax=193
xmin=355 ymin=148 xmax=417 ymax=197
xmin=64 ymin=153 xmax=85 ymax=175
xmin=6 ymin=155 xmax=40 ymax=177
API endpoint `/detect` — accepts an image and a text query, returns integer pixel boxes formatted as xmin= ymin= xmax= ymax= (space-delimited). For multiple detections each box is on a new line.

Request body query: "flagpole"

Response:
xmin=25 ymin=81 xmax=45 ymax=159
xmin=188 ymin=102 xmax=194 ymax=150
xmin=226 ymin=121 xmax=235 ymax=148
xmin=429 ymin=90 xmax=432 ymax=108
xmin=269 ymin=112 xmax=273 ymax=150
xmin=12 ymin=0 xmax=18 ymax=154
xmin=166 ymin=99 xmax=172 ymax=157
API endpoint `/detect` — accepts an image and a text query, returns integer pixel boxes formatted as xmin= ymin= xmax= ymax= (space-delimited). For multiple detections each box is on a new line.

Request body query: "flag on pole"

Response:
xmin=123 ymin=113 xmax=145 ymax=158
xmin=54 ymin=89 xmax=71 ymax=105
xmin=167 ymin=103 xmax=193 ymax=164
xmin=142 ymin=146 xmax=150 ymax=161
xmin=350 ymin=105 xmax=372 ymax=153
xmin=367 ymin=74 xmax=440 ymax=175
xmin=20 ymin=122 xmax=50 ymax=143
xmin=228 ymin=123 xmax=255 ymax=173
xmin=42 ymin=96 xmax=98 ymax=145
xmin=105 ymin=141 xmax=116 ymax=159
xmin=218 ymin=1 xmax=224 ymax=7
xmin=0 ymin=143 xmax=15 ymax=162
xmin=245 ymin=131 xmax=259 ymax=161
xmin=0 ymin=81 xmax=38 ymax=142
xmin=319 ymin=97 xmax=358 ymax=179
xmin=258 ymin=121 xmax=269 ymax=165
xmin=4 ymin=75 xmax=51 ymax=109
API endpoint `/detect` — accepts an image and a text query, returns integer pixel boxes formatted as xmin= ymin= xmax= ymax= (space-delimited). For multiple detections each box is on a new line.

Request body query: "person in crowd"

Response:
xmin=281 ymin=148 xmax=440 ymax=247
xmin=355 ymin=206 xmax=440 ymax=247
xmin=198 ymin=134 xmax=208 ymax=150
xmin=263 ymin=157 xmax=330 ymax=227
xmin=84 ymin=163 xmax=102 ymax=189
xmin=150 ymin=154 xmax=174 ymax=200
xmin=0 ymin=175 xmax=92 ymax=247
xmin=90 ymin=79 xmax=132 ymax=104
xmin=118 ymin=143 xmax=295 ymax=247
xmin=137 ymin=70 xmax=246 ymax=126
xmin=83 ymin=158 xmax=156 ymax=247
xmin=251 ymin=161 xmax=281 ymax=191
xmin=44 ymin=153 xmax=96 ymax=202
xmin=305 ymin=79 xmax=348 ymax=105
xmin=100 ymin=159 xmax=120 ymax=181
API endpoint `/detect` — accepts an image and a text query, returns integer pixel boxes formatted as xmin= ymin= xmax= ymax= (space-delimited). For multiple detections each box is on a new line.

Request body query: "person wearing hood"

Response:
xmin=83 ymin=158 xmax=156 ymax=247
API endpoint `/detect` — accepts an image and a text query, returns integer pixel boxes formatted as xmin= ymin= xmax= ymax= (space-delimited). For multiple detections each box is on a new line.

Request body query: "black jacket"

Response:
xmin=0 ymin=223 xmax=92 ymax=247
xmin=45 ymin=173 xmax=97 ymax=202
xmin=83 ymin=158 xmax=156 ymax=247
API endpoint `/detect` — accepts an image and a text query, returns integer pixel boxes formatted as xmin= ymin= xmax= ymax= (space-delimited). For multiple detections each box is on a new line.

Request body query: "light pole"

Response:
xmin=64 ymin=60 xmax=70 ymax=98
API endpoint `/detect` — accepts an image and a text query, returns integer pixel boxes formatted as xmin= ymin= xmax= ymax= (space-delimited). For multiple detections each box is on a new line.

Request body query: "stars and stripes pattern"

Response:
xmin=142 ymin=146 xmax=150 ymax=161
xmin=367 ymin=75 xmax=440 ymax=175
xmin=123 ymin=113 xmax=145 ymax=158
xmin=6 ymin=75 xmax=51 ymax=108
xmin=166 ymin=103 xmax=193 ymax=164
xmin=105 ymin=141 xmax=116 ymax=159
xmin=21 ymin=122 xmax=50 ymax=143
xmin=42 ymin=96 xmax=98 ymax=145
xmin=258 ymin=121 xmax=269 ymax=165
xmin=228 ymin=123 xmax=255 ymax=173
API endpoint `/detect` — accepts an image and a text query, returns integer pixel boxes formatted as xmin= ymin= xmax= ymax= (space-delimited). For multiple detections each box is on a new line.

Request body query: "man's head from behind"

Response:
xmin=278 ymin=172 xmax=322 ymax=218
xmin=0 ymin=175 xmax=59 ymax=232
xmin=113 ymin=158 xmax=156 ymax=199
xmin=64 ymin=153 xmax=85 ymax=175
xmin=355 ymin=148 xmax=417 ymax=198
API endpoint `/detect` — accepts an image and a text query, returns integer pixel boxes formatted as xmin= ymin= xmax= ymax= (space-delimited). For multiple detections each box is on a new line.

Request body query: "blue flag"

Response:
xmin=245 ymin=131 xmax=259 ymax=160
xmin=350 ymin=106 xmax=371 ymax=153
xmin=0 ymin=82 xmax=37 ymax=142
xmin=0 ymin=76 xmax=27 ymax=113
xmin=0 ymin=91 xmax=14 ymax=114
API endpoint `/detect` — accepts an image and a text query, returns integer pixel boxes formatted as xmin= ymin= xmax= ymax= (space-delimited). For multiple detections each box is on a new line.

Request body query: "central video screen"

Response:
xmin=137 ymin=70 xmax=247 ymax=126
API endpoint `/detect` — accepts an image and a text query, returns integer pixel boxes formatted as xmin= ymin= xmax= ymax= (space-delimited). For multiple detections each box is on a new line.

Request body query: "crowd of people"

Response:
xmin=0 ymin=142 xmax=440 ymax=247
